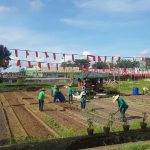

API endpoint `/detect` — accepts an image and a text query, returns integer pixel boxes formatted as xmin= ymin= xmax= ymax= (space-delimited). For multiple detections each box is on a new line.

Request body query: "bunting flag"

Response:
xmin=72 ymin=54 xmax=74 ymax=62
xmin=110 ymin=66 xmax=114 ymax=72
xmin=53 ymin=53 xmax=56 ymax=60
xmin=26 ymin=50 xmax=29 ymax=58
xmin=87 ymin=55 xmax=90 ymax=62
xmin=47 ymin=63 xmax=50 ymax=70
xmin=56 ymin=64 xmax=58 ymax=70
xmin=63 ymin=64 xmax=66 ymax=70
xmin=86 ymin=66 xmax=89 ymax=72
xmin=45 ymin=52 xmax=49 ymax=58
xmin=102 ymin=66 xmax=106 ymax=72
xmin=118 ymin=57 xmax=121 ymax=62
xmin=87 ymin=55 xmax=96 ymax=61
xmin=63 ymin=53 xmax=65 ymax=59
xmin=38 ymin=62 xmax=41 ymax=69
xmin=79 ymin=66 xmax=82 ymax=71
xmin=123 ymin=67 xmax=127 ymax=73
xmin=15 ymin=49 xmax=18 ymax=57
xmin=93 ymin=56 xmax=96 ymax=61
xmin=111 ymin=56 xmax=114 ymax=63
xmin=28 ymin=61 xmax=31 ymax=68
xmin=94 ymin=65 xmax=98 ymax=72
xmin=17 ymin=60 xmax=21 ymax=67
xmin=35 ymin=51 xmax=38 ymax=58
xmin=2 ymin=58 xmax=6 ymax=65
xmin=98 ymin=56 xmax=101 ymax=62
xmin=104 ymin=56 xmax=107 ymax=62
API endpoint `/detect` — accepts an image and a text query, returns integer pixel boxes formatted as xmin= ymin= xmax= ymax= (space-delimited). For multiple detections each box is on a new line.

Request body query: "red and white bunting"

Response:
xmin=72 ymin=54 xmax=74 ymax=62
xmin=15 ymin=49 xmax=18 ymax=57
xmin=111 ymin=56 xmax=114 ymax=63
xmin=26 ymin=50 xmax=29 ymax=58
xmin=104 ymin=56 xmax=107 ymax=62
xmin=17 ymin=60 xmax=21 ymax=66
xmin=56 ymin=64 xmax=58 ymax=70
xmin=94 ymin=65 xmax=98 ymax=72
xmin=102 ymin=66 xmax=106 ymax=72
xmin=87 ymin=55 xmax=90 ymax=62
xmin=47 ymin=63 xmax=50 ymax=70
xmin=35 ymin=51 xmax=38 ymax=58
xmin=53 ymin=53 xmax=56 ymax=60
xmin=98 ymin=56 xmax=101 ymax=62
xmin=45 ymin=52 xmax=49 ymax=58
xmin=118 ymin=57 xmax=121 ymax=62
xmin=28 ymin=61 xmax=31 ymax=68
xmin=38 ymin=62 xmax=41 ymax=69
xmin=79 ymin=66 xmax=82 ymax=71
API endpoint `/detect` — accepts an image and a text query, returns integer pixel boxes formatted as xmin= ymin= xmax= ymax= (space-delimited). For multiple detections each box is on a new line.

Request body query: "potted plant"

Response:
xmin=103 ymin=113 xmax=114 ymax=134
xmin=87 ymin=118 xmax=94 ymax=136
xmin=122 ymin=120 xmax=130 ymax=132
xmin=140 ymin=112 xmax=148 ymax=129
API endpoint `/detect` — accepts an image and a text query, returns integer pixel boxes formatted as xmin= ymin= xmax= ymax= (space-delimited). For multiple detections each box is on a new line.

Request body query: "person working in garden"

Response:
xmin=68 ymin=84 xmax=73 ymax=104
xmin=113 ymin=95 xmax=128 ymax=122
xmin=53 ymin=85 xmax=59 ymax=103
xmin=80 ymin=92 xmax=87 ymax=111
xmin=143 ymin=86 xmax=148 ymax=95
xmin=38 ymin=88 xmax=45 ymax=111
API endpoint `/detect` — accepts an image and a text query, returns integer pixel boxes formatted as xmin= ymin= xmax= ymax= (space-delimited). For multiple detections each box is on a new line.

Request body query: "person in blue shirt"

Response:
xmin=113 ymin=95 xmax=128 ymax=122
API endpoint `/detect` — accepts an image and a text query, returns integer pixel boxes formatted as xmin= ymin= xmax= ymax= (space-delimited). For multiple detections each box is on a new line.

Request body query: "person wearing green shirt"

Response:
xmin=68 ymin=84 xmax=73 ymax=104
xmin=80 ymin=92 xmax=87 ymax=111
xmin=38 ymin=88 xmax=45 ymax=111
xmin=113 ymin=95 xmax=128 ymax=122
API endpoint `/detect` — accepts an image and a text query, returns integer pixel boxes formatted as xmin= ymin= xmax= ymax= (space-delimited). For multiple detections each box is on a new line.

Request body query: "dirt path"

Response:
xmin=2 ymin=92 xmax=53 ymax=137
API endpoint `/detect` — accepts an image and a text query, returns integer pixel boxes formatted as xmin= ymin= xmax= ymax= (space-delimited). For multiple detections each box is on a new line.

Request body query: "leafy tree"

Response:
xmin=0 ymin=45 xmax=11 ymax=69
xmin=92 ymin=62 xmax=109 ymax=69
xmin=116 ymin=60 xmax=140 ymax=68
xmin=145 ymin=58 xmax=150 ymax=69
xmin=61 ymin=59 xmax=90 ymax=68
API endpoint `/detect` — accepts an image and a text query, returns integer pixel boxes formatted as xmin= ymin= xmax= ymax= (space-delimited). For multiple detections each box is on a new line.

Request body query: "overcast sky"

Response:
xmin=0 ymin=0 xmax=150 ymax=58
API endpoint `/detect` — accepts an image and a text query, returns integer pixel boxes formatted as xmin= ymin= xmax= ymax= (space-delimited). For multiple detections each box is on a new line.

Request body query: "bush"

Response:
xmin=104 ymin=87 xmax=120 ymax=94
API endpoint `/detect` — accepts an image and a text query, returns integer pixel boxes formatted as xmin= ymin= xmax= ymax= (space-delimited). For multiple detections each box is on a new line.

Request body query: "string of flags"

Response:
xmin=1 ymin=48 xmax=147 ymax=72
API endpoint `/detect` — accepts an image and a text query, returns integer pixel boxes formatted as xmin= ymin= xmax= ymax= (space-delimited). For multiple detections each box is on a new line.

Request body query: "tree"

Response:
xmin=92 ymin=62 xmax=109 ymax=69
xmin=0 ymin=45 xmax=11 ymax=69
xmin=116 ymin=60 xmax=140 ymax=68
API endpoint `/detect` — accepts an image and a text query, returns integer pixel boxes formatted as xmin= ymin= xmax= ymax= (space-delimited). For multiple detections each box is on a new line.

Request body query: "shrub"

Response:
xmin=104 ymin=87 xmax=120 ymax=94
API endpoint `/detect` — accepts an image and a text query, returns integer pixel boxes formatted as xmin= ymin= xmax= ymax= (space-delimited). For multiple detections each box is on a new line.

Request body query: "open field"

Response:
xmin=0 ymin=88 xmax=150 ymax=146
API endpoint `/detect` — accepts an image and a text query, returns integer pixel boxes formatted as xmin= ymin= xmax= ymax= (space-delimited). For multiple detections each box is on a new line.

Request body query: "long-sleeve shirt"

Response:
xmin=38 ymin=91 xmax=45 ymax=101
xmin=68 ymin=87 xmax=73 ymax=95
xmin=117 ymin=97 xmax=128 ymax=109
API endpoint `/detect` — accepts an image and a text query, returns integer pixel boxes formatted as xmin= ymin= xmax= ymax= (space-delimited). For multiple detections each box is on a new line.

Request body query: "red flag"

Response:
xmin=28 ymin=61 xmax=31 ymax=68
xmin=53 ymin=53 xmax=56 ymax=60
xmin=63 ymin=64 xmax=66 ymax=70
xmin=2 ymin=58 xmax=6 ymax=65
xmin=38 ymin=62 xmax=41 ymax=69
xmin=93 ymin=56 xmax=96 ymax=61
xmin=79 ymin=66 xmax=82 ymax=71
xmin=111 ymin=56 xmax=114 ymax=63
xmin=94 ymin=65 xmax=98 ymax=72
xmin=15 ymin=49 xmax=18 ymax=57
xmin=104 ymin=56 xmax=107 ymax=62
xmin=86 ymin=66 xmax=89 ymax=72
xmin=102 ymin=67 xmax=106 ymax=72
xmin=56 ymin=64 xmax=58 ymax=70
xmin=17 ymin=60 xmax=21 ymax=67
xmin=26 ymin=50 xmax=29 ymax=58
xmin=87 ymin=55 xmax=90 ymax=62
xmin=118 ymin=57 xmax=121 ymax=62
xmin=98 ymin=56 xmax=101 ymax=62
xmin=123 ymin=67 xmax=127 ymax=73
xmin=72 ymin=54 xmax=74 ymax=62
xmin=47 ymin=63 xmax=50 ymax=70
xmin=45 ymin=52 xmax=49 ymax=58
xmin=110 ymin=66 xmax=113 ymax=72
xmin=35 ymin=51 xmax=38 ymax=58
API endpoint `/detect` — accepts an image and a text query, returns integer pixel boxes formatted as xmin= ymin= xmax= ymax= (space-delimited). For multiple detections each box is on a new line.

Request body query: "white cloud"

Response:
xmin=140 ymin=49 xmax=150 ymax=56
xmin=0 ymin=5 xmax=14 ymax=13
xmin=74 ymin=0 xmax=150 ymax=13
xmin=29 ymin=0 xmax=45 ymax=11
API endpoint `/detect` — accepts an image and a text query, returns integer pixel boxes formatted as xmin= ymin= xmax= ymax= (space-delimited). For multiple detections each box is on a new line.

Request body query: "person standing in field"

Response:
xmin=38 ymin=88 xmax=45 ymax=111
xmin=113 ymin=95 xmax=128 ymax=122
xmin=53 ymin=85 xmax=59 ymax=103
xmin=80 ymin=92 xmax=87 ymax=111
xmin=68 ymin=84 xmax=73 ymax=104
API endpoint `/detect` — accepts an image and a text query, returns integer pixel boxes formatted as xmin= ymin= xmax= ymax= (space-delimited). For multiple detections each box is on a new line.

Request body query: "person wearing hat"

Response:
xmin=68 ymin=84 xmax=73 ymax=104
xmin=53 ymin=85 xmax=59 ymax=103
xmin=38 ymin=88 xmax=45 ymax=111
xmin=80 ymin=92 xmax=87 ymax=111
xmin=113 ymin=95 xmax=128 ymax=122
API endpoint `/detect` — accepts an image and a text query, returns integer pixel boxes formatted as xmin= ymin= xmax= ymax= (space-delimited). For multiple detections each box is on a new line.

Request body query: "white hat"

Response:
xmin=113 ymin=95 xmax=119 ymax=103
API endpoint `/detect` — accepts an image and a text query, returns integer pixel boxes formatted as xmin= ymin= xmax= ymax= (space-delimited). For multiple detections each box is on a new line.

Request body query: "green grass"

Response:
xmin=112 ymin=141 xmax=150 ymax=150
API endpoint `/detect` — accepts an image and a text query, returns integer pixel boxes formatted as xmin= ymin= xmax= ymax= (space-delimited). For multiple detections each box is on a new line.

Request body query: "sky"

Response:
xmin=0 ymin=0 xmax=150 ymax=58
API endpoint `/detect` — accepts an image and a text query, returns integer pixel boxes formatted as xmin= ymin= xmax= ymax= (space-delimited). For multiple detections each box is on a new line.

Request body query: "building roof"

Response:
xmin=74 ymin=72 xmax=111 ymax=79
